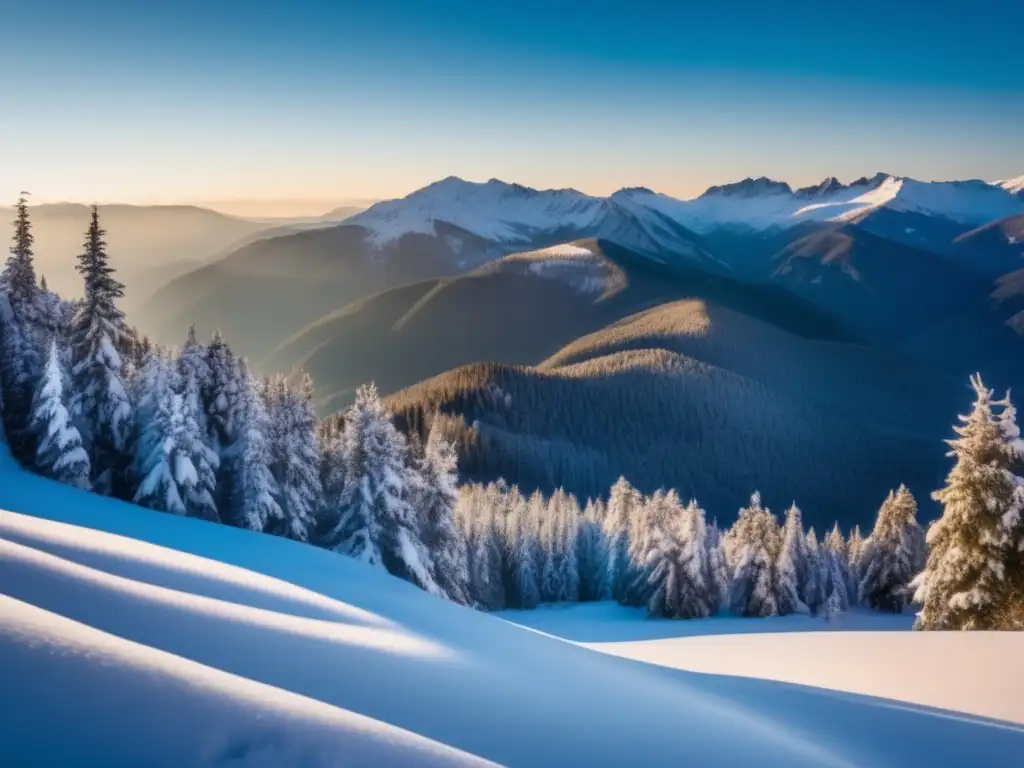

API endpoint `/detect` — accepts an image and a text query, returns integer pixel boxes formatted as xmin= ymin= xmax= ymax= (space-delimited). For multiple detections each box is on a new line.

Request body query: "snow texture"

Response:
xmin=348 ymin=174 xmax=1024 ymax=248
xmin=1 ymin=446 xmax=1023 ymax=766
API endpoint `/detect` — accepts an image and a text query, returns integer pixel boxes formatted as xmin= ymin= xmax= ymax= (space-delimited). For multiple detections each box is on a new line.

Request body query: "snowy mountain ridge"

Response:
xmin=344 ymin=176 xmax=710 ymax=261
xmin=345 ymin=173 xmax=1024 ymax=245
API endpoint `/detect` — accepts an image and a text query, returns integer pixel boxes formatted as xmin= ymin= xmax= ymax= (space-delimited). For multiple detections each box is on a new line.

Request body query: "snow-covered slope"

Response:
xmin=504 ymin=603 xmax=1024 ymax=726
xmin=346 ymin=174 xmax=1024 ymax=251
xmin=998 ymin=176 xmax=1024 ymax=197
xmin=345 ymin=177 xmax=712 ymax=263
xmin=613 ymin=175 xmax=1024 ymax=235
xmin=496 ymin=243 xmax=624 ymax=296
xmin=2 ymin=451 xmax=1023 ymax=766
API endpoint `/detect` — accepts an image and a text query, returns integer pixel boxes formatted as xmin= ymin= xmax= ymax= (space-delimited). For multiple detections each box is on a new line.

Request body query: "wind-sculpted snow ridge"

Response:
xmin=1 ymin=453 xmax=1023 ymax=766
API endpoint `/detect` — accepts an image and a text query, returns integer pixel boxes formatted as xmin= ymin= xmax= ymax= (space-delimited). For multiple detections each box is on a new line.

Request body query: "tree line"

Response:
xmin=2 ymin=197 xmax=1022 ymax=629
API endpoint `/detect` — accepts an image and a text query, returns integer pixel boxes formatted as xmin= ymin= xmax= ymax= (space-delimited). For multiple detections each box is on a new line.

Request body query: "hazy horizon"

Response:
xmin=2 ymin=0 xmax=1021 ymax=207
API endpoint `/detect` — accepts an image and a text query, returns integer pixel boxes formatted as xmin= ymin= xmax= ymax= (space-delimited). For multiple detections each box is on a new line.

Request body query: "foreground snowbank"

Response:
xmin=1 ymin=452 xmax=1023 ymax=767
xmin=502 ymin=603 xmax=1024 ymax=725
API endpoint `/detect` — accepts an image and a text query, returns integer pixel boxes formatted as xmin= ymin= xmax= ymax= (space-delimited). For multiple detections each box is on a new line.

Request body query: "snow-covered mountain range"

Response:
xmin=344 ymin=173 xmax=1024 ymax=248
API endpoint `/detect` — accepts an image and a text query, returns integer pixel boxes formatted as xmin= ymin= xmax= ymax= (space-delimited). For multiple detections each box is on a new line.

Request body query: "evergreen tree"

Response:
xmin=728 ymin=492 xmax=782 ymax=617
xmin=642 ymin=497 xmax=715 ymax=619
xmin=202 ymin=329 xmax=243 ymax=512
xmin=846 ymin=524 xmax=865 ymax=603
xmin=178 ymin=367 xmax=219 ymax=522
xmin=412 ymin=421 xmax=471 ymax=604
xmin=913 ymin=377 xmax=1020 ymax=629
xmin=996 ymin=392 xmax=1024 ymax=627
xmin=859 ymin=485 xmax=922 ymax=613
xmin=705 ymin=520 xmax=729 ymax=613
xmin=324 ymin=383 xmax=438 ymax=594
xmin=513 ymin=490 xmax=543 ymax=609
xmin=0 ymin=293 xmax=40 ymax=459
xmin=577 ymin=499 xmax=609 ymax=602
xmin=824 ymin=523 xmax=852 ymax=611
xmin=226 ymin=365 xmax=284 ymax=532
xmin=825 ymin=586 xmax=845 ymax=624
xmin=3 ymin=194 xmax=38 ymax=317
xmin=605 ymin=476 xmax=640 ymax=602
xmin=69 ymin=206 xmax=131 ymax=496
xmin=804 ymin=528 xmax=827 ymax=614
xmin=775 ymin=503 xmax=809 ymax=615
xmin=30 ymin=340 xmax=90 ymax=489
xmin=264 ymin=375 xmax=322 ymax=542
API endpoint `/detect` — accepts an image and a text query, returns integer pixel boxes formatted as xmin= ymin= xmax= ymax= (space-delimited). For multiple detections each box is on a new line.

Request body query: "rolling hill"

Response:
xmin=263 ymin=239 xmax=846 ymax=413
xmin=384 ymin=294 xmax=957 ymax=531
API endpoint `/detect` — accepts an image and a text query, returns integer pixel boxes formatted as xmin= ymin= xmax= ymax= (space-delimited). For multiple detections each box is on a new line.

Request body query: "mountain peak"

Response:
xmin=701 ymin=177 xmax=794 ymax=198
xmin=794 ymin=176 xmax=843 ymax=198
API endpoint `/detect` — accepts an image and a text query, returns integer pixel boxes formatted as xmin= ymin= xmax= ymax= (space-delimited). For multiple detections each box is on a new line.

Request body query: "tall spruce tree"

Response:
xmin=605 ymin=476 xmax=641 ymax=602
xmin=411 ymin=421 xmax=471 ymax=604
xmin=705 ymin=520 xmax=730 ymax=613
xmin=324 ymin=383 xmax=439 ymax=594
xmin=577 ymin=499 xmax=609 ymax=602
xmin=30 ymin=340 xmax=90 ymax=489
xmin=4 ymin=194 xmax=38 ymax=317
xmin=640 ymin=496 xmax=715 ymax=619
xmin=804 ymin=528 xmax=828 ymax=614
xmin=1 ymin=195 xmax=43 ymax=460
xmin=859 ymin=485 xmax=923 ymax=613
xmin=913 ymin=376 xmax=1020 ymax=629
xmin=824 ymin=523 xmax=852 ymax=611
xmin=728 ymin=492 xmax=782 ymax=617
xmin=226 ymin=363 xmax=284 ymax=532
xmin=69 ymin=206 xmax=131 ymax=496
xmin=776 ymin=503 xmax=810 ymax=615
xmin=263 ymin=375 xmax=322 ymax=542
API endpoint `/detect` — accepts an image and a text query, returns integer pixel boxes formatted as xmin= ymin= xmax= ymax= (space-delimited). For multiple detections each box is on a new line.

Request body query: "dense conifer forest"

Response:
xmin=3 ymin=198 xmax=1023 ymax=629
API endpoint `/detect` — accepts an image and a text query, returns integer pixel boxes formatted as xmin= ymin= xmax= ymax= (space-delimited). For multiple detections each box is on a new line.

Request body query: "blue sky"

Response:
xmin=1 ymin=0 xmax=1021 ymax=209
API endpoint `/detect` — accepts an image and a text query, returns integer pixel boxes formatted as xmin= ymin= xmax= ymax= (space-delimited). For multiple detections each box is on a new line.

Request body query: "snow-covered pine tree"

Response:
xmin=705 ymin=519 xmax=730 ymax=614
xmin=202 ymin=329 xmax=244 ymax=512
xmin=536 ymin=491 xmax=563 ymax=603
xmin=411 ymin=421 xmax=470 ymax=604
xmin=824 ymin=524 xmax=852 ymax=611
xmin=0 ymin=291 xmax=40 ymax=460
xmin=775 ymin=503 xmax=809 ymax=615
xmin=577 ymin=499 xmax=609 ymax=602
xmin=558 ymin=493 xmax=581 ymax=603
xmin=262 ymin=374 xmax=322 ymax=542
xmin=177 ymin=326 xmax=210 ymax=417
xmin=803 ymin=528 xmax=827 ymax=614
xmin=825 ymin=586 xmax=844 ymax=624
xmin=3 ymin=194 xmax=38 ymax=319
xmin=226 ymin=362 xmax=284 ymax=533
xmin=859 ymin=484 xmax=922 ymax=613
xmin=0 ymin=196 xmax=46 ymax=461
xmin=728 ymin=492 xmax=782 ymax=617
xmin=324 ymin=383 xmax=439 ymax=594
xmin=644 ymin=497 xmax=715 ymax=619
xmin=69 ymin=206 xmax=132 ymax=497
xmin=846 ymin=524 xmax=865 ymax=603
xmin=913 ymin=377 xmax=1019 ymax=629
xmin=178 ymin=367 xmax=219 ymax=522
xmin=202 ymin=329 xmax=239 ymax=449
xmin=605 ymin=476 xmax=641 ymax=602
xmin=30 ymin=340 xmax=90 ymax=489
xmin=996 ymin=392 xmax=1024 ymax=627
xmin=513 ymin=490 xmax=544 ymax=609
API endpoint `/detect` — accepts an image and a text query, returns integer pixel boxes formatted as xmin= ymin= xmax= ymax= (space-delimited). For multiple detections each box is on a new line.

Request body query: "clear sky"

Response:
xmin=2 ymin=0 xmax=1022 ymax=210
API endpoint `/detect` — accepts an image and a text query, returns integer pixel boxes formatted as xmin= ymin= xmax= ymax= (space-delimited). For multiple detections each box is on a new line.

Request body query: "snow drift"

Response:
xmin=1 ymin=448 xmax=1023 ymax=766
